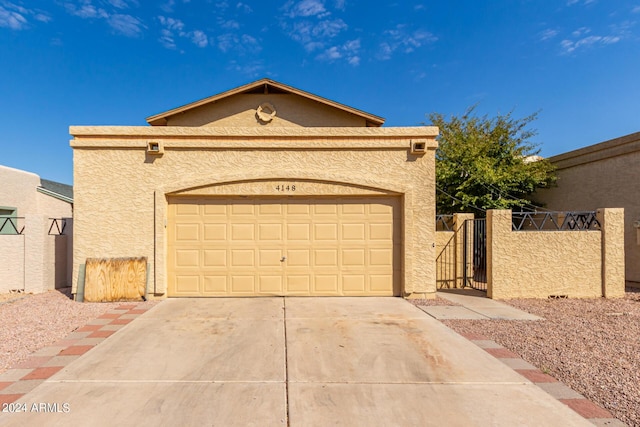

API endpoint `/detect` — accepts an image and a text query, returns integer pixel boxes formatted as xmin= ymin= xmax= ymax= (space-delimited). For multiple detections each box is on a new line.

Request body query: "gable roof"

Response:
xmin=145 ymin=78 xmax=385 ymax=127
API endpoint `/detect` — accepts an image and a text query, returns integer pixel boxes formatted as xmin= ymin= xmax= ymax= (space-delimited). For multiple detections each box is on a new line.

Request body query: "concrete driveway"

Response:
xmin=0 ymin=298 xmax=592 ymax=426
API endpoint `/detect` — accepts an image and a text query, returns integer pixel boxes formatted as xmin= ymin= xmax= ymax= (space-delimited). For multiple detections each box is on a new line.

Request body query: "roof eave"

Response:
xmin=37 ymin=187 xmax=74 ymax=204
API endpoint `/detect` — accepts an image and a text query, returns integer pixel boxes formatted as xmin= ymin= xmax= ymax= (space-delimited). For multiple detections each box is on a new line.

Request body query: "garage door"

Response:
xmin=167 ymin=196 xmax=400 ymax=296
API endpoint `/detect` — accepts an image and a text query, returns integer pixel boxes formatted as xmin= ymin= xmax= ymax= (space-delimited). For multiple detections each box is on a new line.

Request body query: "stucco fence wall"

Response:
xmin=0 ymin=216 xmax=73 ymax=294
xmin=534 ymin=132 xmax=640 ymax=286
xmin=488 ymin=209 xmax=625 ymax=299
xmin=435 ymin=209 xmax=625 ymax=299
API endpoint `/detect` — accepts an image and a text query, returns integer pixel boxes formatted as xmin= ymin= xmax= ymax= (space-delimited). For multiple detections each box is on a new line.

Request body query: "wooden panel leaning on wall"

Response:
xmin=84 ymin=257 xmax=147 ymax=302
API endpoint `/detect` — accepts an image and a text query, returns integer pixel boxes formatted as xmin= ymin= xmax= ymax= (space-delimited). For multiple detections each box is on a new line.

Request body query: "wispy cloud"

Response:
xmin=63 ymin=1 xmax=145 ymax=37
xmin=64 ymin=2 xmax=108 ymax=19
xmin=572 ymin=26 xmax=590 ymax=37
xmin=0 ymin=4 xmax=27 ymax=29
xmin=539 ymin=28 xmax=558 ymax=41
xmin=158 ymin=15 xmax=183 ymax=31
xmin=191 ymin=30 xmax=208 ymax=47
xmin=218 ymin=17 xmax=240 ymax=29
xmin=281 ymin=2 xmax=437 ymax=64
xmin=558 ymin=20 xmax=631 ymax=54
xmin=160 ymin=0 xmax=175 ymax=13
xmin=566 ymin=0 xmax=596 ymax=5
xmin=284 ymin=0 xmax=329 ymax=18
xmin=281 ymin=0 xmax=350 ymax=57
xmin=560 ymin=34 xmax=620 ymax=53
xmin=0 ymin=1 xmax=51 ymax=30
xmin=217 ymin=33 xmax=261 ymax=54
xmin=633 ymin=6 xmax=640 ymax=13
xmin=288 ymin=17 xmax=347 ymax=51
xmin=159 ymin=0 xmax=192 ymax=13
xmin=33 ymin=13 xmax=51 ymax=23
xmin=158 ymin=15 xmax=208 ymax=49
xmin=227 ymin=60 xmax=265 ymax=77
xmin=317 ymin=38 xmax=360 ymax=65
xmin=107 ymin=0 xmax=139 ymax=9
xmin=108 ymin=14 xmax=144 ymax=36
xmin=377 ymin=24 xmax=437 ymax=60
xmin=236 ymin=2 xmax=252 ymax=13
xmin=157 ymin=0 xmax=256 ymax=51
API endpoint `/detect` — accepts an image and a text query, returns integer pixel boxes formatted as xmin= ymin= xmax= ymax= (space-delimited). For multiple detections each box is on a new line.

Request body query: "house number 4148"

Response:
xmin=275 ymin=184 xmax=296 ymax=192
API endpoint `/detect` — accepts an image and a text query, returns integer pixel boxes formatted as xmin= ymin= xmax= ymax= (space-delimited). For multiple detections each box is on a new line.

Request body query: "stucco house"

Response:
xmin=0 ymin=165 xmax=73 ymax=293
xmin=536 ymin=131 xmax=640 ymax=287
xmin=70 ymin=79 xmax=439 ymax=300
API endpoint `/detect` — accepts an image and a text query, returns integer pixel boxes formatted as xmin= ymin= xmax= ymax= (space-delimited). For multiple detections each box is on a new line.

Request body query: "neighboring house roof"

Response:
xmin=549 ymin=131 xmax=640 ymax=170
xmin=39 ymin=179 xmax=73 ymax=204
xmin=145 ymin=78 xmax=385 ymax=127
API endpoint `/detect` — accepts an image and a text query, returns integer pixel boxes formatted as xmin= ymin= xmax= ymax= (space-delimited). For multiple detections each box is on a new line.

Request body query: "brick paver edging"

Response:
xmin=458 ymin=332 xmax=627 ymax=427
xmin=0 ymin=303 xmax=153 ymax=406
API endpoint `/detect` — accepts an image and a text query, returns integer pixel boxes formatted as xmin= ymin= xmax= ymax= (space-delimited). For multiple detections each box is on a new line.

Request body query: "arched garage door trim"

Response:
xmin=153 ymin=171 xmax=420 ymax=296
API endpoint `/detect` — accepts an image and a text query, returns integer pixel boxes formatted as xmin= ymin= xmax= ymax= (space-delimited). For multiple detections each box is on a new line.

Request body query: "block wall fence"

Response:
xmin=0 ymin=216 xmax=73 ymax=294
xmin=435 ymin=209 xmax=625 ymax=299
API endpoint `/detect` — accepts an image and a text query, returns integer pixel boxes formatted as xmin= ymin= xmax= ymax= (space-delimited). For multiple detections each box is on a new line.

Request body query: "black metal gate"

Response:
xmin=463 ymin=219 xmax=487 ymax=291
xmin=435 ymin=215 xmax=456 ymax=289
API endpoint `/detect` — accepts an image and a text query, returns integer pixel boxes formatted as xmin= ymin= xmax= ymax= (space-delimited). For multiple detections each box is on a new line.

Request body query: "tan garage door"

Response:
xmin=167 ymin=196 xmax=400 ymax=297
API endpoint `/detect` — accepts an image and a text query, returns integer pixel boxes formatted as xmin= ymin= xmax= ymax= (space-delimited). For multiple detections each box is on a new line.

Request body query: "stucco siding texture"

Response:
xmin=166 ymin=94 xmax=367 ymax=128
xmin=599 ymin=208 xmax=626 ymax=297
xmin=36 ymin=191 xmax=73 ymax=219
xmin=0 ymin=235 xmax=24 ymax=292
xmin=0 ymin=166 xmax=72 ymax=218
xmin=536 ymin=149 xmax=639 ymax=284
xmin=436 ymin=231 xmax=454 ymax=254
xmin=0 ymin=166 xmax=41 ymax=214
xmin=488 ymin=210 xmax=602 ymax=299
xmin=71 ymin=132 xmax=436 ymax=298
xmin=0 ymin=166 xmax=73 ymax=294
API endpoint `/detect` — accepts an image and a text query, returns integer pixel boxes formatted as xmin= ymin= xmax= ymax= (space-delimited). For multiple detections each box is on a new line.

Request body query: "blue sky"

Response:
xmin=1 ymin=0 xmax=639 ymax=185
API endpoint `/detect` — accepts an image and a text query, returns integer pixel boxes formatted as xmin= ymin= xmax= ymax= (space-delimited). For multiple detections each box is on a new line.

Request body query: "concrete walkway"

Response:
xmin=0 ymin=298 xmax=597 ymax=426
xmin=418 ymin=289 xmax=543 ymax=320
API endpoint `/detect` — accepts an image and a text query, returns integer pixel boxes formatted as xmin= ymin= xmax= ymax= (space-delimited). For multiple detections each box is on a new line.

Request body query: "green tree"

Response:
xmin=428 ymin=107 xmax=556 ymax=216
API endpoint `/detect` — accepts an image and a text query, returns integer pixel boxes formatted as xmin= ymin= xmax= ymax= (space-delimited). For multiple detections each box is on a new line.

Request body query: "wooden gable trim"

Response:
xmin=145 ymin=78 xmax=385 ymax=127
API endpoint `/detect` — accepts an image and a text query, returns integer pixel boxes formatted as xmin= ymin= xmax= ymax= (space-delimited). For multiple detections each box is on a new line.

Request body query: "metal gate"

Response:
xmin=463 ymin=218 xmax=487 ymax=291
xmin=435 ymin=215 xmax=456 ymax=289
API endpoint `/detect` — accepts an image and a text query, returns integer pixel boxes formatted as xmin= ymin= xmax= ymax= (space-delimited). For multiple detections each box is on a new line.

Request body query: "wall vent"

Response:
xmin=147 ymin=141 xmax=164 ymax=155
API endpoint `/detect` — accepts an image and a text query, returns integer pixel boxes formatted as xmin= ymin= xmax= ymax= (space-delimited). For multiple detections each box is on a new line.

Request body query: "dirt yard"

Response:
xmin=0 ymin=288 xmax=142 ymax=374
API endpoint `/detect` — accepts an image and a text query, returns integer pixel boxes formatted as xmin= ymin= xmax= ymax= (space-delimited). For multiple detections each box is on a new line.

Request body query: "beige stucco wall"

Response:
xmin=0 ymin=166 xmax=73 ymax=294
xmin=486 ymin=209 xmax=626 ymax=299
xmin=0 ymin=165 xmax=72 ymax=219
xmin=535 ymin=132 xmax=640 ymax=285
xmin=165 ymin=94 xmax=367 ymax=127
xmin=0 ymin=215 xmax=71 ymax=293
xmin=0 ymin=234 xmax=24 ymax=292
xmin=598 ymin=208 xmax=626 ymax=298
xmin=36 ymin=191 xmax=73 ymax=219
xmin=71 ymin=126 xmax=438 ymax=299
xmin=0 ymin=165 xmax=41 ymax=215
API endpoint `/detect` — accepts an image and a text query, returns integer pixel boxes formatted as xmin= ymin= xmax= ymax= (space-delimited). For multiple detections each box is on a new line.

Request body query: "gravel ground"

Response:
xmin=442 ymin=288 xmax=640 ymax=427
xmin=411 ymin=295 xmax=459 ymax=306
xmin=0 ymin=288 xmax=156 ymax=374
